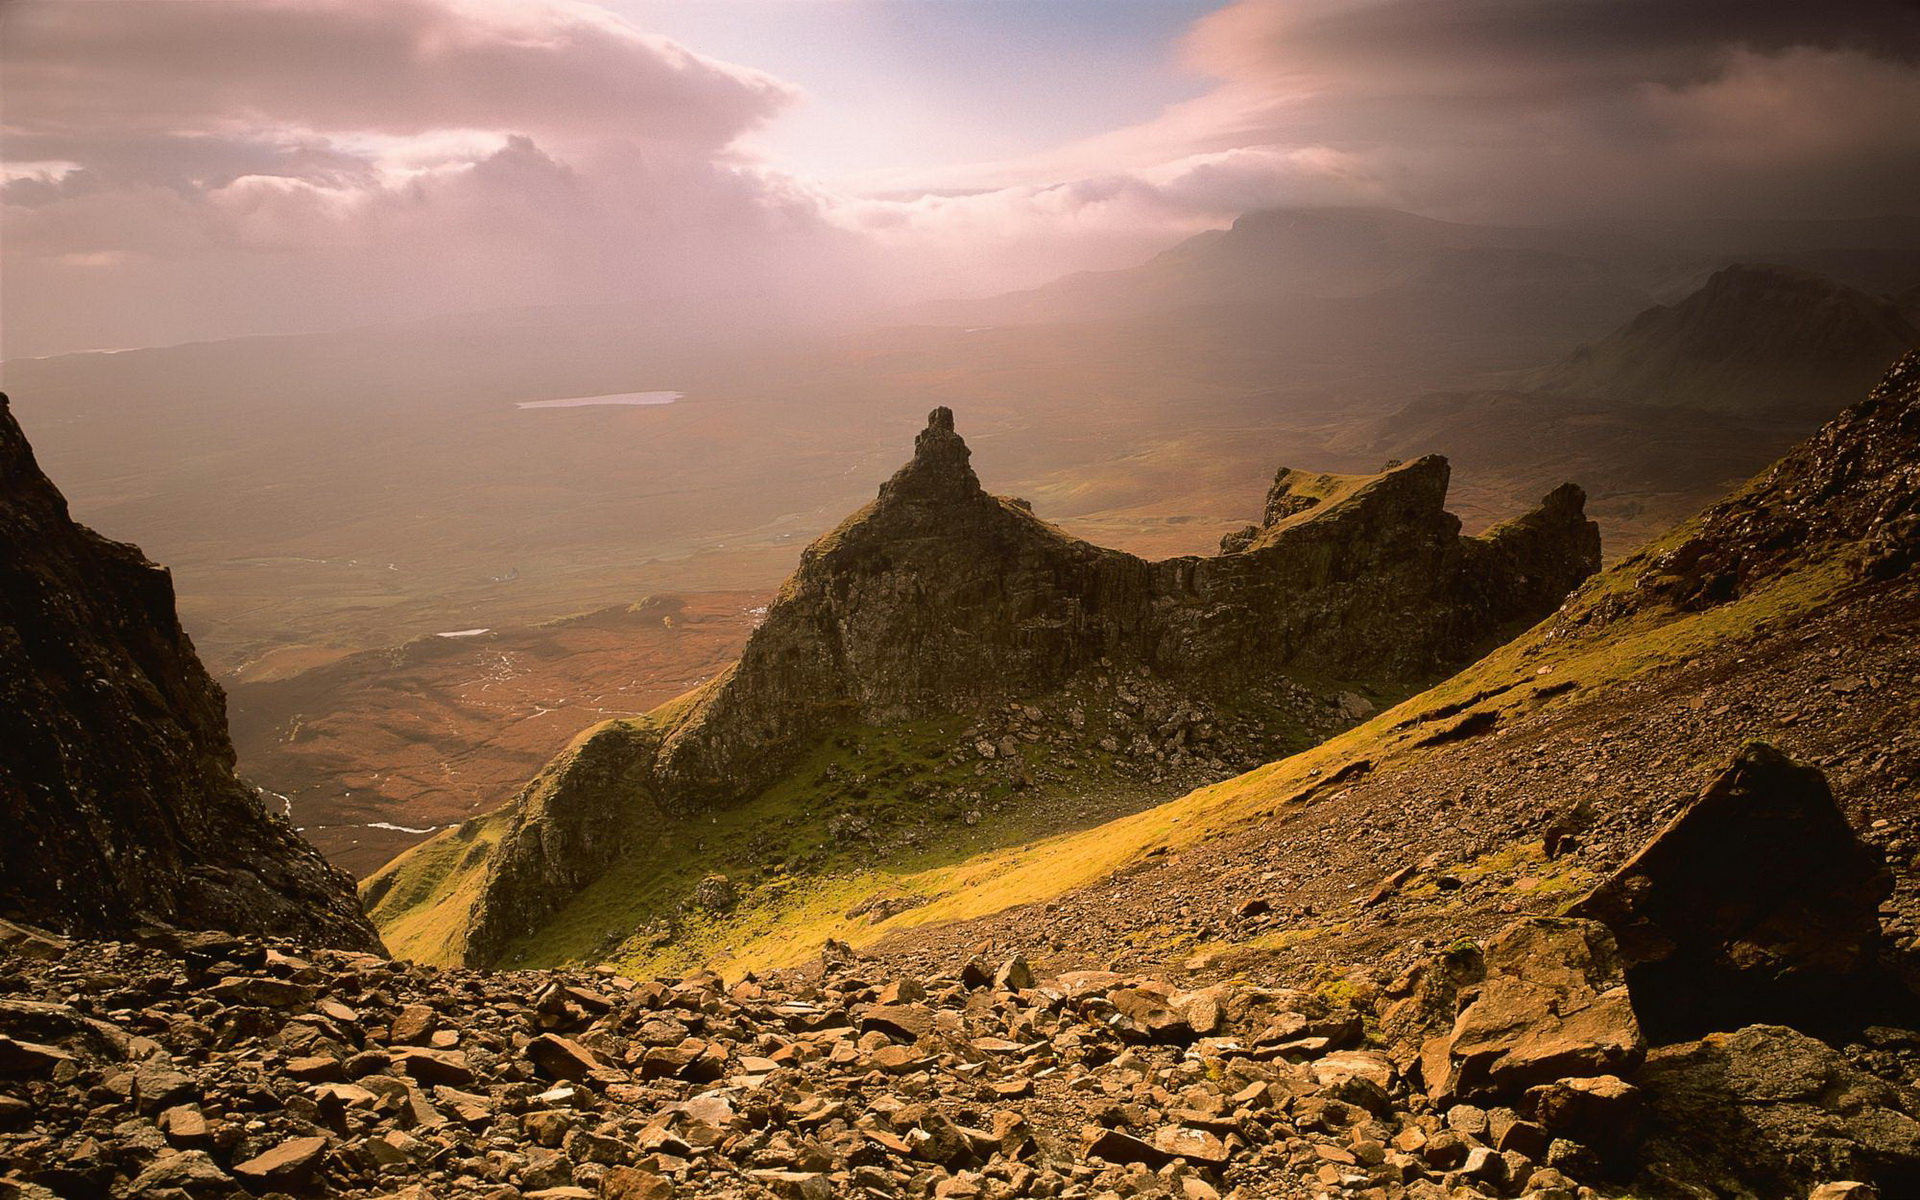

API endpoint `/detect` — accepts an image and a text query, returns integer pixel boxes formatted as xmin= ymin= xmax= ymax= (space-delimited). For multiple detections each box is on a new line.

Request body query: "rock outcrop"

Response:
xmin=0 ymin=392 xmax=382 ymax=952
xmin=1384 ymin=918 xmax=1645 ymax=1105
xmin=1571 ymin=743 xmax=1892 ymax=1040
xmin=427 ymin=409 xmax=1599 ymax=966
xmin=650 ymin=412 xmax=1595 ymax=812
xmin=1636 ymin=1024 xmax=1920 ymax=1198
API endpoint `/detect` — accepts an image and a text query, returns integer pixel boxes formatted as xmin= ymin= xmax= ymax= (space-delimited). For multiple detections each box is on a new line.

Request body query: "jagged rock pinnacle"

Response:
xmin=878 ymin=406 xmax=984 ymax=504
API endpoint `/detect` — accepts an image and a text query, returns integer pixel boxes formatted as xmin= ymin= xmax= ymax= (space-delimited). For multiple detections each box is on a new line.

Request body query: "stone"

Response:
xmin=157 ymin=1104 xmax=210 ymax=1146
xmin=1570 ymin=743 xmax=1893 ymax=1039
xmin=859 ymin=1004 xmax=937 ymax=1042
xmin=1636 ymin=1024 xmax=1920 ymax=1197
xmin=1524 ymin=1075 xmax=1644 ymax=1165
xmin=601 ymin=1167 xmax=676 ymax=1199
xmin=994 ymin=957 xmax=1035 ymax=991
xmin=528 ymin=1034 xmax=603 ymax=1081
xmin=128 ymin=1150 xmax=232 ymax=1194
xmin=0 ymin=1036 xmax=72 ymax=1076
xmin=392 ymin=1046 xmax=475 ymax=1086
xmin=1423 ymin=918 xmax=1644 ymax=1101
xmin=1083 ymin=1127 xmax=1172 ymax=1168
xmin=209 ymin=976 xmax=314 ymax=1008
xmin=231 ymin=1135 xmax=330 ymax=1185
xmin=1150 ymin=1126 xmax=1231 ymax=1166
xmin=692 ymin=874 xmax=737 ymax=913
xmin=388 ymin=1004 xmax=438 ymax=1044
xmin=1108 ymin=988 xmax=1193 ymax=1044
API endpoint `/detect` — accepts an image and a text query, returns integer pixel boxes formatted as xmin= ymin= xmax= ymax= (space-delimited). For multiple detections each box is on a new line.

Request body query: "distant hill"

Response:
xmin=1532 ymin=263 xmax=1918 ymax=418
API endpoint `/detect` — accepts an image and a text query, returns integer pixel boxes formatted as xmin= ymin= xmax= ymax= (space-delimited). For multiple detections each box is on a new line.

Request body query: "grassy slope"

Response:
xmin=368 ymin=480 xmax=1847 ymax=977
xmin=644 ymin=509 xmax=1853 ymax=981
xmin=360 ymin=806 xmax=509 ymax=964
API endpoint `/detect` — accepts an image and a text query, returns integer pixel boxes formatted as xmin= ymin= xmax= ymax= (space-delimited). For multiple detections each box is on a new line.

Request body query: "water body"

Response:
xmin=516 ymin=391 xmax=683 ymax=410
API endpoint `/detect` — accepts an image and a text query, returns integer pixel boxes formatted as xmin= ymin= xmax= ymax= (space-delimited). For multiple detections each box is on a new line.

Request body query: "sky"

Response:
xmin=4 ymin=0 xmax=1919 ymax=357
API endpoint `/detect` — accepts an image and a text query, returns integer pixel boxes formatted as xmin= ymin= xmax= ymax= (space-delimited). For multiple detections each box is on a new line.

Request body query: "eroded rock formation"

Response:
xmin=0 ymin=393 xmax=382 ymax=952
xmin=442 ymin=410 xmax=1599 ymax=967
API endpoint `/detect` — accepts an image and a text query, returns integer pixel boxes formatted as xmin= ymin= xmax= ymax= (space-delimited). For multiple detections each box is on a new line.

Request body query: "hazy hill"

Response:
xmin=1532 ymin=262 xmax=1918 ymax=417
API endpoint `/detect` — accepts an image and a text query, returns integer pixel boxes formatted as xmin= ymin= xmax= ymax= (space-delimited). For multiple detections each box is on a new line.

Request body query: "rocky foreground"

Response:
xmin=2 ymin=885 xmax=1914 ymax=1200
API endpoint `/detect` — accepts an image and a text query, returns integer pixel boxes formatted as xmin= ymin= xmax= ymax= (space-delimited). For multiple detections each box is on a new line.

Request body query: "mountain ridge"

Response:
xmin=367 ymin=411 xmax=1600 ymax=968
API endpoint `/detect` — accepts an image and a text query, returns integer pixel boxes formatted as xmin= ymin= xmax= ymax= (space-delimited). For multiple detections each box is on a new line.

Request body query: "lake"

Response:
xmin=516 ymin=391 xmax=683 ymax=410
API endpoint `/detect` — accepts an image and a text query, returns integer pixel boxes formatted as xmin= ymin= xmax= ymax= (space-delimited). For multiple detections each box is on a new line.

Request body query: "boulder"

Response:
xmin=1571 ymin=743 xmax=1892 ymax=1040
xmin=1634 ymin=1024 xmax=1920 ymax=1198
xmin=1421 ymin=918 xmax=1643 ymax=1102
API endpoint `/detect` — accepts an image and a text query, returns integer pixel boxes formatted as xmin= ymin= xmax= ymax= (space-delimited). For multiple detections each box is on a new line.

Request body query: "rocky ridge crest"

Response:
xmin=432 ymin=411 xmax=1598 ymax=968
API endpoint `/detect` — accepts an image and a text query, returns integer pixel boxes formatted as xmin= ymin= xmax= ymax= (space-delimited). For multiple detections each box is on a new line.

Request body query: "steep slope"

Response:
xmin=368 ymin=411 xmax=1599 ymax=967
xmin=1533 ymin=262 xmax=1917 ymax=418
xmin=857 ymin=352 xmax=1920 ymax=1009
xmin=0 ymin=392 xmax=382 ymax=951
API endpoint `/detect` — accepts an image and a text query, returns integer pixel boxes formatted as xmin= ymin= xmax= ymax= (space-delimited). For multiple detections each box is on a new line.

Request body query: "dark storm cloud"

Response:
xmin=1130 ymin=0 xmax=1920 ymax=220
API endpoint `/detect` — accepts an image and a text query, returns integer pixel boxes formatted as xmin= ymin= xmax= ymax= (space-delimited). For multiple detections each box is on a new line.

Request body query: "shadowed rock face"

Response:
xmin=0 ymin=393 xmax=382 ymax=952
xmin=1572 ymin=743 xmax=1891 ymax=1041
xmin=452 ymin=410 xmax=1599 ymax=966
xmin=649 ymin=410 xmax=1597 ymax=810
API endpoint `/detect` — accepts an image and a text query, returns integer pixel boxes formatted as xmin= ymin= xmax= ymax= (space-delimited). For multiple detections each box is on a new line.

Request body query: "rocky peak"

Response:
xmin=876 ymin=406 xmax=985 ymax=506
xmin=0 ymin=392 xmax=382 ymax=952
xmin=415 ymin=410 xmax=1600 ymax=967
xmin=1580 ymin=350 xmax=1920 ymax=617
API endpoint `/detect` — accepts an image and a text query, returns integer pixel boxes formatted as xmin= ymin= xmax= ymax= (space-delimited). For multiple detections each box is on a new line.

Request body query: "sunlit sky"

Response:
xmin=608 ymin=0 xmax=1218 ymax=181
xmin=3 ymin=0 xmax=1916 ymax=357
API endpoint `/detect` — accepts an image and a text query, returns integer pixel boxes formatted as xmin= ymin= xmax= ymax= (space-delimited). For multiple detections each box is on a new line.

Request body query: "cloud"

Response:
xmin=7 ymin=0 xmax=1920 ymax=354
xmin=1085 ymin=0 xmax=1920 ymax=221
xmin=5 ymin=0 xmax=796 ymax=147
xmin=1 ymin=0 xmax=857 ymax=355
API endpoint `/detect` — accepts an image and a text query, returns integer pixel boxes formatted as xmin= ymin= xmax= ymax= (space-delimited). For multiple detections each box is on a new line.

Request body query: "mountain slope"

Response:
xmin=366 ymin=410 xmax=1599 ymax=967
xmin=0 ymin=393 xmax=382 ymax=951
xmin=857 ymin=352 xmax=1920 ymax=999
xmin=1533 ymin=262 xmax=1917 ymax=418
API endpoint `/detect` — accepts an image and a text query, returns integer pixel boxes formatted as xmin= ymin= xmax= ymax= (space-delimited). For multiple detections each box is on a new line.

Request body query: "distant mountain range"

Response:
xmin=1531 ymin=262 xmax=1918 ymax=418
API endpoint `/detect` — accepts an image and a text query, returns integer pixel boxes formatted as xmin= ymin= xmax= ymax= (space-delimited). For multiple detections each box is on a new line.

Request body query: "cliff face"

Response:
xmin=430 ymin=409 xmax=1598 ymax=966
xmin=0 ymin=393 xmax=382 ymax=951
xmin=652 ymin=415 xmax=1596 ymax=813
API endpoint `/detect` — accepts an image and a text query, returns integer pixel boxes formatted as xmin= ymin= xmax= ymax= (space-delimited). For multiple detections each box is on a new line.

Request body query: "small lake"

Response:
xmin=516 ymin=391 xmax=683 ymax=410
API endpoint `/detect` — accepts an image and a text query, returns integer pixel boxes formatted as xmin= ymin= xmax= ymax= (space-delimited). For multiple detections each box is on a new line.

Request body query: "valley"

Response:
xmin=10 ymin=6 xmax=1920 ymax=1196
xmin=227 ymin=595 xmax=766 ymax=878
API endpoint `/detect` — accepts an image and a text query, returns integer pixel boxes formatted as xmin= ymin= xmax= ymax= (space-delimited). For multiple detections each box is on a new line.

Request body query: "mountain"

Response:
xmin=917 ymin=208 xmax=1660 ymax=366
xmin=3 ymin=359 xmax=1917 ymax=1200
xmin=1347 ymin=264 xmax=1919 ymax=557
xmin=365 ymin=410 xmax=1599 ymax=967
xmin=1532 ymin=262 xmax=1919 ymax=418
xmin=0 ymin=392 xmax=382 ymax=951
